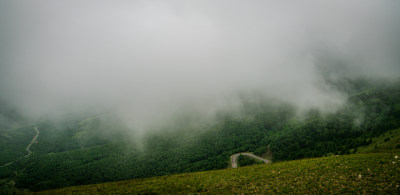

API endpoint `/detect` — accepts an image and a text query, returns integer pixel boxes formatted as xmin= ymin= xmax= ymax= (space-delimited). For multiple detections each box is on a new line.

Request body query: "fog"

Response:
xmin=0 ymin=1 xmax=399 ymax=131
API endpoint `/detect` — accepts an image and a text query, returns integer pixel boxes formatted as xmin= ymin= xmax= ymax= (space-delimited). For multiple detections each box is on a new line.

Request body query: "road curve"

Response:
xmin=24 ymin=126 xmax=40 ymax=157
xmin=0 ymin=126 xmax=40 ymax=167
xmin=230 ymin=152 xmax=271 ymax=168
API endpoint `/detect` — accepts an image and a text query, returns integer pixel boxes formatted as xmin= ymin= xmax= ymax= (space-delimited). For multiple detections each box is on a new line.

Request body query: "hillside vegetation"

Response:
xmin=0 ymin=126 xmax=35 ymax=165
xmin=36 ymin=151 xmax=400 ymax=194
xmin=357 ymin=128 xmax=400 ymax=153
xmin=1 ymin=79 xmax=400 ymax=193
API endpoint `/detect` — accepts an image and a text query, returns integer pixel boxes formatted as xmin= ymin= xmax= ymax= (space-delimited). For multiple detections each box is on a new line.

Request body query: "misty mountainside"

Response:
xmin=1 ymin=78 xmax=400 ymax=193
xmin=0 ymin=100 xmax=27 ymax=130
xmin=1 ymin=1 xmax=400 ymax=194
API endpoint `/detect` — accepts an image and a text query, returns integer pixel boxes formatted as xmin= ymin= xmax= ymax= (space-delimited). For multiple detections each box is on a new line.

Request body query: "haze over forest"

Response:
xmin=1 ymin=1 xmax=400 ymax=193
xmin=1 ymin=0 xmax=400 ymax=132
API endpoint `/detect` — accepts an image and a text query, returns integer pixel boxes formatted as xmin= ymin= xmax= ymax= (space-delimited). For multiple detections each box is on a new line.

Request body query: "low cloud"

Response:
xmin=0 ymin=0 xmax=399 ymax=131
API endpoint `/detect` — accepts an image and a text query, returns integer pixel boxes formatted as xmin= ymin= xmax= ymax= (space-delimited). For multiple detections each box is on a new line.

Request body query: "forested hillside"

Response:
xmin=1 ymin=79 xmax=400 ymax=193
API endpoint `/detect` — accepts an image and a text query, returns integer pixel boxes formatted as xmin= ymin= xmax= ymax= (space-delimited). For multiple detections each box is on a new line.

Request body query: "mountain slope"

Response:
xmin=36 ymin=151 xmax=400 ymax=194
xmin=1 ymin=79 xmax=400 ymax=192
xmin=357 ymin=128 xmax=400 ymax=153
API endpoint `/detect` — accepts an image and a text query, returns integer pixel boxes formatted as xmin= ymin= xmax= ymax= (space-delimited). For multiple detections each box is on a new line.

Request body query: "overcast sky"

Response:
xmin=1 ymin=1 xmax=399 ymax=130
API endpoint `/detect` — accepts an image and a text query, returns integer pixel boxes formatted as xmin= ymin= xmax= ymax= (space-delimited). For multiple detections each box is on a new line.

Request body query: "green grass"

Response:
xmin=36 ymin=151 xmax=400 ymax=194
xmin=357 ymin=128 xmax=400 ymax=153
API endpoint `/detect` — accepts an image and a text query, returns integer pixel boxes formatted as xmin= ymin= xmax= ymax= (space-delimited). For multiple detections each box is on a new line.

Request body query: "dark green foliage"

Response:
xmin=1 ymin=79 xmax=400 ymax=192
xmin=269 ymin=79 xmax=400 ymax=161
xmin=253 ymin=146 xmax=267 ymax=156
xmin=238 ymin=155 xmax=263 ymax=167
xmin=0 ymin=126 xmax=35 ymax=165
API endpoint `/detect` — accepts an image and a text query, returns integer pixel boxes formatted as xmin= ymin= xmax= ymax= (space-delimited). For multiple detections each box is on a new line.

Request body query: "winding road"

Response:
xmin=0 ymin=126 xmax=40 ymax=167
xmin=230 ymin=152 xmax=271 ymax=168
xmin=24 ymin=126 xmax=39 ymax=157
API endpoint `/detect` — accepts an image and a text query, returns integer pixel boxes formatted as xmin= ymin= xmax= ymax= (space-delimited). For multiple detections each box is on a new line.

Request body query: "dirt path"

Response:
xmin=230 ymin=152 xmax=271 ymax=168
xmin=0 ymin=126 xmax=40 ymax=167
xmin=24 ymin=126 xmax=39 ymax=157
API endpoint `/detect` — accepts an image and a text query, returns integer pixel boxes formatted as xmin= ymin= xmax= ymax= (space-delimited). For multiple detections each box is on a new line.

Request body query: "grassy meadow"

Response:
xmin=36 ymin=150 xmax=400 ymax=194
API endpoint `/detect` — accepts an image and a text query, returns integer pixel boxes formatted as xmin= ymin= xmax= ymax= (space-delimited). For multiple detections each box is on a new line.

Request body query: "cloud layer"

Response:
xmin=1 ymin=1 xmax=399 ymax=130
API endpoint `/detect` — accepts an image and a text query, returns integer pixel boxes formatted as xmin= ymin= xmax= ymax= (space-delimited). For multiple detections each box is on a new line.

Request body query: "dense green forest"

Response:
xmin=0 ymin=79 xmax=400 ymax=192
xmin=237 ymin=155 xmax=264 ymax=167
xmin=0 ymin=126 xmax=35 ymax=165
